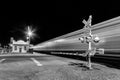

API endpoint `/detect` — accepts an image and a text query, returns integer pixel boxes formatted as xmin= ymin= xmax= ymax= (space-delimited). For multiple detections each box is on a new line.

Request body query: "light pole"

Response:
xmin=26 ymin=26 xmax=34 ymax=47
xmin=25 ymin=26 xmax=37 ymax=53
xmin=79 ymin=15 xmax=104 ymax=69
xmin=27 ymin=27 xmax=31 ymax=43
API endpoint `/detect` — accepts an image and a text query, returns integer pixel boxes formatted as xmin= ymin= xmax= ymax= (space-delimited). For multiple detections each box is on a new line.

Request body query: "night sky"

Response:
xmin=0 ymin=1 xmax=120 ymax=46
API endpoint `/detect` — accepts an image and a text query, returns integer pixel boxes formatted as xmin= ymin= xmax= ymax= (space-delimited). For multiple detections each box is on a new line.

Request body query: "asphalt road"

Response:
xmin=0 ymin=53 xmax=72 ymax=67
xmin=0 ymin=53 xmax=120 ymax=80
xmin=0 ymin=53 xmax=84 ymax=80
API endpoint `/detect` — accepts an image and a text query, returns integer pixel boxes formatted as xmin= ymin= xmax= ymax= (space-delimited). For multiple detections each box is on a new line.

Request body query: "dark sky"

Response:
xmin=0 ymin=1 xmax=120 ymax=46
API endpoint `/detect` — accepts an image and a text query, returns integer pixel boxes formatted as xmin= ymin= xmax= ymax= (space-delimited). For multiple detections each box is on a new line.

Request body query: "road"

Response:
xmin=0 ymin=53 xmax=120 ymax=80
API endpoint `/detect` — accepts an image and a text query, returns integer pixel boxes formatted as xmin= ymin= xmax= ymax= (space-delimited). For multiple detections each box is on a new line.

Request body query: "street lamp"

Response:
xmin=79 ymin=15 xmax=104 ymax=69
xmin=27 ymin=26 xmax=32 ymax=44
xmin=25 ymin=26 xmax=37 ymax=54
xmin=26 ymin=26 xmax=35 ymax=44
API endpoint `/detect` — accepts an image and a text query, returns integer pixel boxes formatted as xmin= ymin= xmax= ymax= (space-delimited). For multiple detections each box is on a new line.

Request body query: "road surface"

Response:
xmin=0 ymin=53 xmax=120 ymax=80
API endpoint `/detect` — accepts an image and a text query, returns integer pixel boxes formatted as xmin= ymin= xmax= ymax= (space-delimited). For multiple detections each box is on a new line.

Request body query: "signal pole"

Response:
xmin=80 ymin=15 xmax=104 ymax=69
xmin=83 ymin=15 xmax=93 ymax=69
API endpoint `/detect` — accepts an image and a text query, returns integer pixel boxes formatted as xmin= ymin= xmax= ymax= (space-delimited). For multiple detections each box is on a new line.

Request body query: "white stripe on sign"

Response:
xmin=31 ymin=58 xmax=42 ymax=66
xmin=0 ymin=59 xmax=6 ymax=63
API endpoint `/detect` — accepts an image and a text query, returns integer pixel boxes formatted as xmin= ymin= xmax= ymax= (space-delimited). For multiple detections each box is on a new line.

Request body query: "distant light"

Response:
xmin=28 ymin=30 xmax=33 ymax=37
xmin=27 ymin=26 xmax=33 ymax=37
xmin=25 ymin=26 xmax=36 ymax=39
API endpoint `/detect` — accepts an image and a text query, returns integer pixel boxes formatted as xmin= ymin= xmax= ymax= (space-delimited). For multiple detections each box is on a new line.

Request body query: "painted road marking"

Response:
xmin=31 ymin=58 xmax=42 ymax=66
xmin=0 ymin=59 xmax=6 ymax=63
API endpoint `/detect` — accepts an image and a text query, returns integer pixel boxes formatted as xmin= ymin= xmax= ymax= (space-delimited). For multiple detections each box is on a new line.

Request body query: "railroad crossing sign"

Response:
xmin=82 ymin=15 xmax=92 ymax=29
xmin=79 ymin=15 xmax=104 ymax=69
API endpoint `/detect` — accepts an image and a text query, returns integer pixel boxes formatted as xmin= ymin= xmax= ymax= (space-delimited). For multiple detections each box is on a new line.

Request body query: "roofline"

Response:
xmin=12 ymin=44 xmax=29 ymax=45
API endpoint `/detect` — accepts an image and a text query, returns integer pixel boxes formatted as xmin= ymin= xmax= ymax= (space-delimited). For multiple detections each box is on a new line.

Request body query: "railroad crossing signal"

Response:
xmin=79 ymin=15 xmax=104 ymax=69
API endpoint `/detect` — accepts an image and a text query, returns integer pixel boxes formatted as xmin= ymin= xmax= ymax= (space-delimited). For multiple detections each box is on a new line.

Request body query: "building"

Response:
xmin=10 ymin=37 xmax=30 ymax=53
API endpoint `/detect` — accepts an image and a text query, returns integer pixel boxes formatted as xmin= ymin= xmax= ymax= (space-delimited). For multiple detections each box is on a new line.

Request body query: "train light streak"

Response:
xmin=54 ymin=39 xmax=66 ymax=42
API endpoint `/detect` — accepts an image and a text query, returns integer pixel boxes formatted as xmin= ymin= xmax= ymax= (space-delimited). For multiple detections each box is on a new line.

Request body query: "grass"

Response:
xmin=0 ymin=61 xmax=120 ymax=80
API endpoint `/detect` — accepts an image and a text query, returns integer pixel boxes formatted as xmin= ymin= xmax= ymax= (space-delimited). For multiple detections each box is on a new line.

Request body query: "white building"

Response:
xmin=10 ymin=38 xmax=29 ymax=53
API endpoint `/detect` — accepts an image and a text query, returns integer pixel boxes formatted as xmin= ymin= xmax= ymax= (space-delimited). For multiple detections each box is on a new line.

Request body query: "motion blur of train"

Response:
xmin=31 ymin=16 xmax=120 ymax=57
